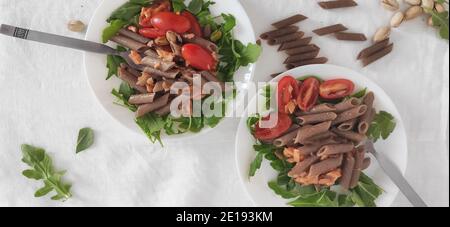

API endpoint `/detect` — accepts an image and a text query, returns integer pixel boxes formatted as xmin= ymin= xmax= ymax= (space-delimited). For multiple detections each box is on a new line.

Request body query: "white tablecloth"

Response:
xmin=0 ymin=0 xmax=448 ymax=207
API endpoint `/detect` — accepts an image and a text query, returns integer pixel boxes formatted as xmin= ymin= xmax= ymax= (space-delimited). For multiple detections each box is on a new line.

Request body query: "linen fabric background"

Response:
xmin=0 ymin=0 xmax=448 ymax=206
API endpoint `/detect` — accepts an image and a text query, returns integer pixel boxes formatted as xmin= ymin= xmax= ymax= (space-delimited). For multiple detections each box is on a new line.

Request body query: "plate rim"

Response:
xmin=234 ymin=64 xmax=409 ymax=207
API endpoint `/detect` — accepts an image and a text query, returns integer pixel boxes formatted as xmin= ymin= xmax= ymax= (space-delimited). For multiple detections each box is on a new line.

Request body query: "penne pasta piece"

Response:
xmin=143 ymin=67 xmax=179 ymax=79
xmin=337 ymin=118 xmax=357 ymax=131
xmin=154 ymin=103 xmax=171 ymax=116
xmin=335 ymin=32 xmax=367 ymax=41
xmin=141 ymin=56 xmax=176 ymax=72
xmin=308 ymin=155 xmax=343 ymax=177
xmin=278 ymin=37 xmax=312 ymax=51
xmin=118 ymin=67 xmax=147 ymax=93
xmin=332 ymin=128 xmax=367 ymax=144
xmin=260 ymin=26 xmax=299 ymax=39
xmin=110 ymin=35 xmax=148 ymax=52
xmin=334 ymin=97 xmax=360 ymax=113
xmin=273 ymin=125 xmax=301 ymax=147
xmin=333 ymin=105 xmax=368 ymax=125
xmin=339 ymin=153 xmax=355 ymax=190
xmin=317 ymin=143 xmax=354 ymax=157
xmin=295 ymin=121 xmax=332 ymax=144
xmin=182 ymin=34 xmax=218 ymax=53
xmin=296 ymin=144 xmax=323 ymax=155
xmin=285 ymin=44 xmax=320 ymax=56
xmin=272 ymin=14 xmax=308 ymax=28
xmin=288 ymin=155 xmax=320 ymax=178
xmin=358 ymin=92 xmax=375 ymax=134
xmin=361 ymin=157 xmax=371 ymax=170
xmin=349 ymin=147 xmax=365 ymax=188
xmin=128 ymin=93 xmax=156 ymax=105
xmin=118 ymin=28 xmax=150 ymax=44
xmin=297 ymin=112 xmax=337 ymax=125
xmin=318 ymin=0 xmax=358 ymax=9
xmin=357 ymin=39 xmax=389 ymax=59
xmin=288 ymin=57 xmax=328 ymax=67
xmin=362 ymin=43 xmax=394 ymax=67
xmin=136 ymin=93 xmax=170 ymax=118
xmin=284 ymin=50 xmax=320 ymax=63
xmin=120 ymin=63 xmax=141 ymax=77
xmin=268 ymin=32 xmax=304 ymax=45
xmin=304 ymin=103 xmax=337 ymax=114
xmin=270 ymin=72 xmax=283 ymax=78
xmin=313 ymin=24 xmax=348 ymax=36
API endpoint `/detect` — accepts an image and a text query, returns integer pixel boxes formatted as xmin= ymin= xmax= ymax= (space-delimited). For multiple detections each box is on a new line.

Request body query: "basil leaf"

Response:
xmin=76 ymin=127 xmax=94 ymax=154
xmin=249 ymin=152 xmax=263 ymax=177
xmin=102 ymin=20 xmax=128 ymax=43
xmin=188 ymin=0 xmax=203 ymax=14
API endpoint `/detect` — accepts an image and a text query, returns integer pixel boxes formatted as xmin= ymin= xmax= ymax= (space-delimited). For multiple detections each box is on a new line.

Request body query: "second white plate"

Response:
xmin=235 ymin=64 xmax=408 ymax=207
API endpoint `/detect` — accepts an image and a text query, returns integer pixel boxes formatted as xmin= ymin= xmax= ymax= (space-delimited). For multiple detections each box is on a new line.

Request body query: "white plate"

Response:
xmin=84 ymin=0 xmax=256 ymax=140
xmin=235 ymin=64 xmax=408 ymax=207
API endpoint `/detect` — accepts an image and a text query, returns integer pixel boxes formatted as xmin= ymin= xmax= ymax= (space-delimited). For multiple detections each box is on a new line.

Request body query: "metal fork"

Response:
xmin=0 ymin=24 xmax=140 ymax=68
xmin=364 ymin=140 xmax=428 ymax=207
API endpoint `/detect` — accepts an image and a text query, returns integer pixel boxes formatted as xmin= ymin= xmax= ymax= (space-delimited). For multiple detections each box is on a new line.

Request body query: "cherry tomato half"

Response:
xmin=139 ymin=2 xmax=171 ymax=27
xmin=181 ymin=43 xmax=217 ymax=71
xmin=151 ymin=12 xmax=191 ymax=34
xmin=277 ymin=76 xmax=299 ymax=114
xmin=319 ymin=79 xmax=355 ymax=100
xmin=254 ymin=113 xmax=292 ymax=140
xmin=181 ymin=11 xmax=203 ymax=37
xmin=139 ymin=27 xmax=166 ymax=39
xmin=297 ymin=77 xmax=320 ymax=111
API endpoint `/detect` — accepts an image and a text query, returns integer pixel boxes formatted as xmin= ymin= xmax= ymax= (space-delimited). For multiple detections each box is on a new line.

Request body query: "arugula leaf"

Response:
xmin=426 ymin=8 xmax=449 ymax=40
xmin=172 ymin=0 xmax=187 ymax=12
xmin=268 ymin=181 xmax=317 ymax=199
xmin=246 ymin=114 xmax=260 ymax=134
xmin=106 ymin=46 xmax=127 ymax=80
xmin=76 ymin=128 xmax=94 ymax=154
xmin=350 ymin=173 xmax=383 ymax=207
xmin=21 ymin=144 xmax=72 ymax=201
xmin=111 ymin=86 xmax=138 ymax=112
xmin=296 ymin=75 xmax=324 ymax=82
xmin=367 ymin=111 xmax=396 ymax=142
xmin=240 ymin=43 xmax=262 ymax=66
xmin=249 ymin=153 xmax=263 ymax=177
xmin=135 ymin=113 xmax=166 ymax=145
xmin=107 ymin=0 xmax=152 ymax=23
xmin=350 ymin=88 xmax=367 ymax=98
xmin=188 ymin=0 xmax=203 ymax=14
xmin=102 ymin=20 xmax=128 ymax=43
xmin=288 ymin=190 xmax=338 ymax=207
xmin=338 ymin=194 xmax=355 ymax=207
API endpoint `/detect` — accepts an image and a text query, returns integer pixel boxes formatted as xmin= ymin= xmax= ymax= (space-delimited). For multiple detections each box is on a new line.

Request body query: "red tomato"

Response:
xmin=319 ymin=79 xmax=355 ymax=100
xmin=297 ymin=77 xmax=320 ymax=111
xmin=181 ymin=43 xmax=217 ymax=71
xmin=139 ymin=2 xmax=171 ymax=27
xmin=181 ymin=11 xmax=203 ymax=37
xmin=277 ymin=76 xmax=299 ymax=114
xmin=139 ymin=28 xmax=166 ymax=38
xmin=254 ymin=113 xmax=292 ymax=140
xmin=151 ymin=12 xmax=191 ymax=34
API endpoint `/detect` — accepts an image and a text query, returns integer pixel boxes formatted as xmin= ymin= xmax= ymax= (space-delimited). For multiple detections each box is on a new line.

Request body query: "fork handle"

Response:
xmin=0 ymin=24 xmax=117 ymax=55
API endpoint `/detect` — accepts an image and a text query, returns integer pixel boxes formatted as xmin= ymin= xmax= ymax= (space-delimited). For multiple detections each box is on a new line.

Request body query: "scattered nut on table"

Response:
xmin=67 ymin=20 xmax=85 ymax=32
xmin=405 ymin=6 xmax=423 ymax=20
xmin=434 ymin=3 xmax=445 ymax=13
xmin=391 ymin=11 xmax=405 ymax=28
xmin=381 ymin=0 xmax=400 ymax=11
xmin=427 ymin=16 xmax=434 ymax=26
xmin=421 ymin=0 xmax=434 ymax=10
xmin=405 ymin=0 xmax=422 ymax=6
xmin=373 ymin=26 xmax=391 ymax=42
